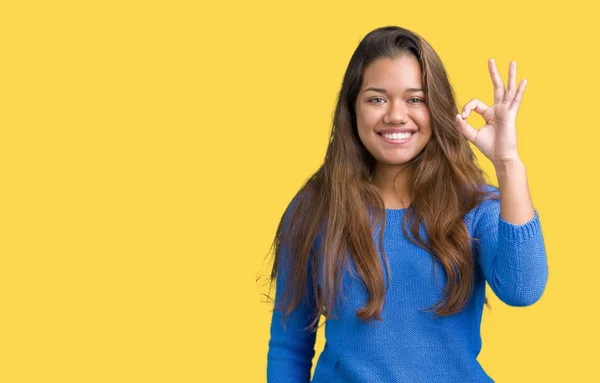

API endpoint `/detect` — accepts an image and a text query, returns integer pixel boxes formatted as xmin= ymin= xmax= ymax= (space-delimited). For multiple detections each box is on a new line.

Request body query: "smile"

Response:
xmin=378 ymin=132 xmax=414 ymax=144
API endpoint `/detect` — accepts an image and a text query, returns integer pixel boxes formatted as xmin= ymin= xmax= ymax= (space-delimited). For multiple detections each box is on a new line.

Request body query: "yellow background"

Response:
xmin=1 ymin=0 xmax=597 ymax=382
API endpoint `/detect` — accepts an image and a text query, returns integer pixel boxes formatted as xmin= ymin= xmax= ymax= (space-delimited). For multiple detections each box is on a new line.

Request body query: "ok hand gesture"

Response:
xmin=455 ymin=59 xmax=527 ymax=166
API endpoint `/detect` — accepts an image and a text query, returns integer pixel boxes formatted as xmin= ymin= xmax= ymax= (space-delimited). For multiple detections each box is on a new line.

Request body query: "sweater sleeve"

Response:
xmin=266 ymin=201 xmax=318 ymax=383
xmin=472 ymin=188 xmax=549 ymax=306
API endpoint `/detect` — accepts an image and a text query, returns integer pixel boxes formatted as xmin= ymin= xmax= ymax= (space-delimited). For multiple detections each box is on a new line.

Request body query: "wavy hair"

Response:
xmin=263 ymin=26 xmax=499 ymax=332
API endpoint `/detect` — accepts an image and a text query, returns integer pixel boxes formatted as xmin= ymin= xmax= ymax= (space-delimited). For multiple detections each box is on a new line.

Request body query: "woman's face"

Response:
xmin=355 ymin=54 xmax=432 ymax=167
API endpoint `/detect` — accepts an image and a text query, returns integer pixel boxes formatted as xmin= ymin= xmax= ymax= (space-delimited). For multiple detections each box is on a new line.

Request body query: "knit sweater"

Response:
xmin=267 ymin=184 xmax=548 ymax=383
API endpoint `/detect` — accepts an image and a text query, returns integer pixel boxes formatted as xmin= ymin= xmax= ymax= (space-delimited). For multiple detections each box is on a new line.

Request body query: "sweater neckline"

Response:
xmin=384 ymin=207 xmax=408 ymax=219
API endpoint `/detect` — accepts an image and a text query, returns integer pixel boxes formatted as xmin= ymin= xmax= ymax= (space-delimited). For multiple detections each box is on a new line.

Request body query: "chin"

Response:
xmin=376 ymin=154 xmax=416 ymax=166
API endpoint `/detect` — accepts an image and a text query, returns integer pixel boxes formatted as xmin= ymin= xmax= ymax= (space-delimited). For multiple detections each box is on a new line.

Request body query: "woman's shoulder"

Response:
xmin=478 ymin=183 xmax=499 ymax=196
xmin=464 ymin=183 xmax=501 ymax=225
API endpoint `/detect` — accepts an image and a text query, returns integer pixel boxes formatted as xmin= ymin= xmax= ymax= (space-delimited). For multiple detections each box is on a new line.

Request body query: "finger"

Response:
xmin=509 ymin=78 xmax=527 ymax=111
xmin=504 ymin=61 xmax=517 ymax=104
xmin=488 ymin=58 xmax=505 ymax=105
xmin=456 ymin=114 xmax=479 ymax=143
xmin=461 ymin=98 xmax=491 ymax=120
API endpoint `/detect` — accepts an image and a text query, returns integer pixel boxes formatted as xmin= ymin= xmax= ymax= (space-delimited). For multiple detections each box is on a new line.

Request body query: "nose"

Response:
xmin=383 ymin=100 xmax=409 ymax=124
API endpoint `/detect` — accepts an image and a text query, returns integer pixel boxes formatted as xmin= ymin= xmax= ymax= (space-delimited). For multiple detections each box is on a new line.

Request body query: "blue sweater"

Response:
xmin=267 ymin=185 xmax=548 ymax=382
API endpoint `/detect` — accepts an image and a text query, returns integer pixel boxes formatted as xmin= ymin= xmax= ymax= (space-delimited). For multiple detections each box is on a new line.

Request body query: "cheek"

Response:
xmin=355 ymin=110 xmax=370 ymax=133
xmin=357 ymin=110 xmax=381 ymax=130
xmin=416 ymin=111 xmax=431 ymax=133
xmin=356 ymin=117 xmax=375 ymax=145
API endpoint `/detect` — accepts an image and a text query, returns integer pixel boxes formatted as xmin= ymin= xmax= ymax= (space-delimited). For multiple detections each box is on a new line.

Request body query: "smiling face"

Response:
xmin=355 ymin=54 xmax=432 ymax=170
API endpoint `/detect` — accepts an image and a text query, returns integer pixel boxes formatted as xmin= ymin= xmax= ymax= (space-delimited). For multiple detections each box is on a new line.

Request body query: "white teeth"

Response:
xmin=382 ymin=132 xmax=412 ymax=140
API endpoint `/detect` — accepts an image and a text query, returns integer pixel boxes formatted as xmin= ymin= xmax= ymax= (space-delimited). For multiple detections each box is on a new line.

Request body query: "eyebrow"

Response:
xmin=362 ymin=87 xmax=424 ymax=93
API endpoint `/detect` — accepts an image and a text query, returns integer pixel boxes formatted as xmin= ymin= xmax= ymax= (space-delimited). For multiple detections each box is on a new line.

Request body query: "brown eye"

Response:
xmin=368 ymin=97 xmax=385 ymax=104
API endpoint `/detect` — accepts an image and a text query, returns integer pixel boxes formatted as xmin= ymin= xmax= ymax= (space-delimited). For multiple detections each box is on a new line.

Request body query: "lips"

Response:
xmin=376 ymin=128 xmax=416 ymax=134
xmin=378 ymin=131 xmax=414 ymax=145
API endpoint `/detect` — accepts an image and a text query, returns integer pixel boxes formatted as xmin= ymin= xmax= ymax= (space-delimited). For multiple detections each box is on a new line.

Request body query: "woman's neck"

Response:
xmin=372 ymin=163 xmax=413 ymax=209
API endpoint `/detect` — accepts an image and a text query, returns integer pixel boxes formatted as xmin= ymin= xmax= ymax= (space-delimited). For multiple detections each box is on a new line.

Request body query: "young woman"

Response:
xmin=265 ymin=25 xmax=548 ymax=382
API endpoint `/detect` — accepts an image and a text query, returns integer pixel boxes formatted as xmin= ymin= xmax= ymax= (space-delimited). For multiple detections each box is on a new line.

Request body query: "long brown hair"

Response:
xmin=262 ymin=26 xmax=498 ymax=333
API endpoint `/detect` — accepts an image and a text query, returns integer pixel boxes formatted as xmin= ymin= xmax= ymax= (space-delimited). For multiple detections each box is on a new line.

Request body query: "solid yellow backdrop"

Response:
xmin=0 ymin=0 xmax=597 ymax=382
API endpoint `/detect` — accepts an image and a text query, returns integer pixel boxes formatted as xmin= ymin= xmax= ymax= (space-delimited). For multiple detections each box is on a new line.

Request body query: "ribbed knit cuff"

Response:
xmin=498 ymin=209 xmax=541 ymax=242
